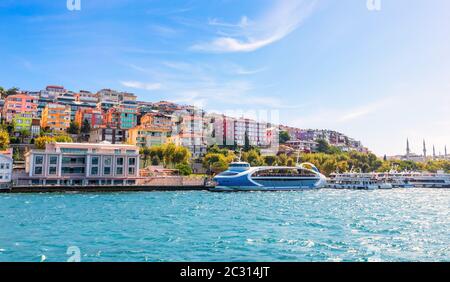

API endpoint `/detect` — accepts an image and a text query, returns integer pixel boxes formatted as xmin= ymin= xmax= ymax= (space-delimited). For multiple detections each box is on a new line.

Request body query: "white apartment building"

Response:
xmin=21 ymin=142 xmax=140 ymax=186
xmin=0 ymin=149 xmax=13 ymax=188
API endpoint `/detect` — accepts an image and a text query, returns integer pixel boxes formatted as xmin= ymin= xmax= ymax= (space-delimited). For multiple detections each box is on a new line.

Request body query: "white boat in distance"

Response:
xmin=327 ymin=173 xmax=392 ymax=190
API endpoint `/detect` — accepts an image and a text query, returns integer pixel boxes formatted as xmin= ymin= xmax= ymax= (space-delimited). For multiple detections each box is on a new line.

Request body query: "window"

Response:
xmin=35 ymin=156 xmax=44 ymax=165
xmin=104 ymin=167 xmax=111 ymax=175
xmin=49 ymin=167 xmax=57 ymax=175
xmin=104 ymin=157 xmax=112 ymax=166
xmin=128 ymin=167 xmax=135 ymax=175
xmin=91 ymin=156 xmax=99 ymax=165
xmin=116 ymin=157 xmax=124 ymax=166
xmin=128 ymin=158 xmax=136 ymax=166
xmin=49 ymin=156 xmax=58 ymax=165
xmin=91 ymin=167 xmax=98 ymax=175
xmin=34 ymin=167 xmax=43 ymax=175
xmin=115 ymin=149 xmax=121 ymax=154
xmin=116 ymin=167 xmax=123 ymax=175
xmin=0 ymin=164 xmax=3 ymax=169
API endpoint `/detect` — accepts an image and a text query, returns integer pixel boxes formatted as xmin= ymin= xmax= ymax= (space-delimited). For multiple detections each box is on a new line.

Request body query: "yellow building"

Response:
xmin=41 ymin=103 xmax=71 ymax=132
xmin=127 ymin=126 xmax=169 ymax=148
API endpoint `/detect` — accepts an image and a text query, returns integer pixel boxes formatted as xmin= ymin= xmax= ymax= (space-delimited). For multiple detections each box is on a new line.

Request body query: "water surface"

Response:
xmin=0 ymin=189 xmax=448 ymax=262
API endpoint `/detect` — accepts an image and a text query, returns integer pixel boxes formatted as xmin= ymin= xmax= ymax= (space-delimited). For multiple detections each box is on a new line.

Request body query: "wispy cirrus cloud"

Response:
xmin=191 ymin=0 xmax=317 ymax=53
xmin=120 ymin=80 xmax=162 ymax=91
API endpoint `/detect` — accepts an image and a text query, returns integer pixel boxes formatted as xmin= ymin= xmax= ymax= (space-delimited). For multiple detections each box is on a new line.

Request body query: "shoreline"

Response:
xmin=0 ymin=185 xmax=210 ymax=194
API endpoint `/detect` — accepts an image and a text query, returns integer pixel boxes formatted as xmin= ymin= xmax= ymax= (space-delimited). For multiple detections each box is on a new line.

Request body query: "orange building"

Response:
xmin=2 ymin=94 xmax=38 ymax=122
xmin=75 ymin=108 xmax=104 ymax=129
xmin=41 ymin=103 xmax=71 ymax=132
xmin=140 ymin=112 xmax=172 ymax=130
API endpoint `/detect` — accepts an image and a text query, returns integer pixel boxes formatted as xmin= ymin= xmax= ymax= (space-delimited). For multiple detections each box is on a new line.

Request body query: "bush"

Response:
xmin=176 ymin=163 xmax=192 ymax=176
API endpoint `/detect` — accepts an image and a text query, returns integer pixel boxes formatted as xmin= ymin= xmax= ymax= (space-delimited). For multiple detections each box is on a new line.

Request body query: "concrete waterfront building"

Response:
xmin=41 ymin=103 xmax=71 ymax=132
xmin=0 ymin=149 xmax=13 ymax=188
xmin=21 ymin=142 xmax=140 ymax=186
xmin=2 ymin=94 xmax=38 ymax=122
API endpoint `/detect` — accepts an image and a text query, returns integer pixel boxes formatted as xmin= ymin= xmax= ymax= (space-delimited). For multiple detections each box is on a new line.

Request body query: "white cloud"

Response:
xmin=337 ymin=97 xmax=393 ymax=122
xmin=120 ymin=81 xmax=162 ymax=91
xmin=191 ymin=0 xmax=317 ymax=53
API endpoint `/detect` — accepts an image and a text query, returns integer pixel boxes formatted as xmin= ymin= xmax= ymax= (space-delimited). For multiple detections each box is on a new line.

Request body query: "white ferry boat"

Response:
xmin=211 ymin=162 xmax=327 ymax=191
xmin=327 ymin=173 xmax=392 ymax=190
xmin=406 ymin=171 xmax=450 ymax=188
xmin=376 ymin=172 xmax=415 ymax=188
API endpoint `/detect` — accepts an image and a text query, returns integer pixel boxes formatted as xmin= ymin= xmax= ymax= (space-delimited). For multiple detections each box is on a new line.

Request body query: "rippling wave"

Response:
xmin=0 ymin=189 xmax=449 ymax=262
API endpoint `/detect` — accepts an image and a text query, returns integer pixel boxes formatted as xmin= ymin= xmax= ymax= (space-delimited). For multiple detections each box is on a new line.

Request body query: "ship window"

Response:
xmin=218 ymin=171 xmax=239 ymax=176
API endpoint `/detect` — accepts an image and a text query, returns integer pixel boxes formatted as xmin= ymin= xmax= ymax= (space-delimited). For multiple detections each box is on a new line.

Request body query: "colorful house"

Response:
xmin=127 ymin=126 xmax=169 ymax=148
xmin=41 ymin=103 xmax=71 ymax=132
xmin=105 ymin=106 xmax=137 ymax=129
xmin=140 ymin=112 xmax=173 ymax=131
xmin=2 ymin=94 xmax=38 ymax=122
xmin=12 ymin=112 xmax=33 ymax=132
xmin=75 ymin=108 xmax=104 ymax=129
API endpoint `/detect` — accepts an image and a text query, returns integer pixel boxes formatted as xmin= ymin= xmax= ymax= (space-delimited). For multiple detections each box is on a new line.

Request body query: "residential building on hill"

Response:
xmin=140 ymin=112 xmax=173 ymax=131
xmin=75 ymin=108 xmax=103 ymax=129
xmin=105 ymin=106 xmax=137 ymax=129
xmin=2 ymin=94 xmax=38 ymax=122
xmin=127 ymin=126 xmax=169 ymax=148
xmin=89 ymin=127 xmax=128 ymax=144
xmin=41 ymin=103 xmax=71 ymax=132
xmin=12 ymin=112 xmax=33 ymax=133
xmin=31 ymin=118 xmax=41 ymax=137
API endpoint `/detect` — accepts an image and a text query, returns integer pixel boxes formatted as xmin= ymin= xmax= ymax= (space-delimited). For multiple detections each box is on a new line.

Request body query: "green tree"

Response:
xmin=277 ymin=154 xmax=288 ymax=166
xmin=140 ymin=146 xmax=151 ymax=167
xmin=172 ymin=146 xmax=191 ymax=165
xmin=5 ymin=87 xmax=19 ymax=97
xmin=54 ymin=135 xmax=73 ymax=143
xmin=151 ymin=155 xmax=161 ymax=166
xmin=203 ymin=153 xmax=229 ymax=174
xmin=316 ymin=139 xmax=331 ymax=153
xmin=176 ymin=163 xmax=192 ymax=176
xmin=264 ymin=155 xmax=277 ymax=166
xmin=35 ymin=136 xmax=55 ymax=149
xmin=0 ymin=130 xmax=10 ymax=150
xmin=81 ymin=119 xmax=91 ymax=134
xmin=244 ymin=131 xmax=250 ymax=151
xmin=68 ymin=121 xmax=80 ymax=134
xmin=279 ymin=131 xmax=290 ymax=144
xmin=18 ymin=129 xmax=31 ymax=144
xmin=243 ymin=149 xmax=264 ymax=166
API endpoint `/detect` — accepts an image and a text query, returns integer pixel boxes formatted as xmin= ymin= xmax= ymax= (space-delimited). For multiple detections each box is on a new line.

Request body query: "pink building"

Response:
xmin=2 ymin=94 xmax=38 ymax=122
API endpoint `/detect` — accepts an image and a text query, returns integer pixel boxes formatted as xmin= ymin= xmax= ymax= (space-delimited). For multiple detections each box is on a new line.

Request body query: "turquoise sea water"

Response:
xmin=0 ymin=189 xmax=449 ymax=262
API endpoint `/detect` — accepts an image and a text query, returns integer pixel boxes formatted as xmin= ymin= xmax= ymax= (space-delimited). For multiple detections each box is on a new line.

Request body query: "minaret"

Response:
xmin=445 ymin=146 xmax=448 ymax=157
xmin=406 ymin=138 xmax=411 ymax=158
xmin=423 ymin=140 xmax=427 ymax=158
xmin=433 ymin=145 xmax=436 ymax=159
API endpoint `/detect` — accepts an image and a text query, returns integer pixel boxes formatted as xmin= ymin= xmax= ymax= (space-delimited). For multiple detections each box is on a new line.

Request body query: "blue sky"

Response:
xmin=1 ymin=0 xmax=449 ymax=156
